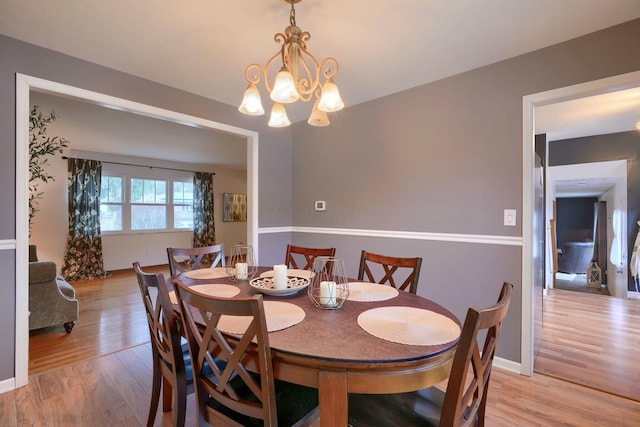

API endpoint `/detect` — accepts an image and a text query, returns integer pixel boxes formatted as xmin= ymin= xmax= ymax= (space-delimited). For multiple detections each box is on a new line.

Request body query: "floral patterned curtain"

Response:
xmin=193 ymin=172 xmax=216 ymax=250
xmin=61 ymin=158 xmax=109 ymax=280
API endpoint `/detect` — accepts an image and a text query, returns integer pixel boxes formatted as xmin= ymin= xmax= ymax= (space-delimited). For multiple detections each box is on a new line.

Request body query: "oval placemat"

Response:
xmin=347 ymin=282 xmax=399 ymax=302
xmin=357 ymin=306 xmax=461 ymax=346
xmin=169 ymin=284 xmax=240 ymax=305
xmin=184 ymin=267 xmax=228 ymax=280
xmin=219 ymin=301 xmax=305 ymax=334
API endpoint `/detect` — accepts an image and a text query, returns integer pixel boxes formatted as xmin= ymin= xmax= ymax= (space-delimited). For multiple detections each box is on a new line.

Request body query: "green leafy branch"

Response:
xmin=29 ymin=105 xmax=70 ymax=232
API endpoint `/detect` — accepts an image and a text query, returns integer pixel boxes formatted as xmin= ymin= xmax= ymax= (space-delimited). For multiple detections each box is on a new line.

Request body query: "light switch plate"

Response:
xmin=504 ymin=209 xmax=517 ymax=226
xmin=315 ymin=201 xmax=326 ymax=211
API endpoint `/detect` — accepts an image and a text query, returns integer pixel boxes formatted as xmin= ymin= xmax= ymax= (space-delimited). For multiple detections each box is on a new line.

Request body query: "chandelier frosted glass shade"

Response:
xmin=268 ymin=103 xmax=291 ymax=127
xmin=238 ymin=83 xmax=265 ymax=116
xmin=307 ymin=99 xmax=330 ymax=127
xmin=317 ymin=78 xmax=344 ymax=112
xmin=270 ymin=67 xmax=300 ymax=103
xmin=238 ymin=0 xmax=343 ymax=127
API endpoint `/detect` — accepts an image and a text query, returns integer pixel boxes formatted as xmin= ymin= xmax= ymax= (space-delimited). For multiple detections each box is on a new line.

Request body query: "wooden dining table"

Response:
xmin=177 ymin=267 xmax=460 ymax=427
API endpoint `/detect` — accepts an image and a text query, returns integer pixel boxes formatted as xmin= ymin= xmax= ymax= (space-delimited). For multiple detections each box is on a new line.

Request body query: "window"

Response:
xmin=173 ymin=181 xmax=194 ymax=229
xmin=130 ymin=178 xmax=167 ymax=230
xmin=100 ymin=176 xmax=123 ymax=231
xmin=99 ymin=170 xmax=194 ymax=233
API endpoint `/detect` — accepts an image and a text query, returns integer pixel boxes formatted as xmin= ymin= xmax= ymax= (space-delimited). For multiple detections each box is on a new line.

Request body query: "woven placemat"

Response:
xmin=169 ymin=284 xmax=240 ymax=305
xmin=184 ymin=267 xmax=228 ymax=280
xmin=219 ymin=301 xmax=305 ymax=334
xmin=347 ymin=282 xmax=399 ymax=302
xmin=358 ymin=306 xmax=460 ymax=346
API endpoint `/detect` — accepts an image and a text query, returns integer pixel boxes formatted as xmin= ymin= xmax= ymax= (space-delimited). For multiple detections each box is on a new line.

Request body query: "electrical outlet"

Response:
xmin=315 ymin=201 xmax=326 ymax=211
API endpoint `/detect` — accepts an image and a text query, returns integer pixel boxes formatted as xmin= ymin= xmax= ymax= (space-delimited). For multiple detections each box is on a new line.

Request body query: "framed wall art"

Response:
xmin=223 ymin=193 xmax=247 ymax=222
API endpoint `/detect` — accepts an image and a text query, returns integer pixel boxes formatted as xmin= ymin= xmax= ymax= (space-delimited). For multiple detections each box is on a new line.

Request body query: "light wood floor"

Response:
xmin=535 ymin=288 xmax=640 ymax=401
xmin=7 ymin=268 xmax=639 ymax=426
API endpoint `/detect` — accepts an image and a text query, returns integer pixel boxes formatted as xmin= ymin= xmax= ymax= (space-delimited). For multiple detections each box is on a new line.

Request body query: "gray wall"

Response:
xmin=1 ymin=18 xmax=640 ymax=384
xmin=290 ymin=19 xmax=640 ymax=363
xmin=550 ymin=130 xmax=640 ymax=290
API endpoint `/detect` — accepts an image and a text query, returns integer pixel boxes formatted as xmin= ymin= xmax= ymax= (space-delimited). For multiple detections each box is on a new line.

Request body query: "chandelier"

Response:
xmin=238 ymin=0 xmax=344 ymax=127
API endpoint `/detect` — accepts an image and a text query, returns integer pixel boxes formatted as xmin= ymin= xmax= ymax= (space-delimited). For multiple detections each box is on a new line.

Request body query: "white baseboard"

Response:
xmin=493 ymin=356 xmax=522 ymax=375
xmin=0 ymin=377 xmax=16 ymax=394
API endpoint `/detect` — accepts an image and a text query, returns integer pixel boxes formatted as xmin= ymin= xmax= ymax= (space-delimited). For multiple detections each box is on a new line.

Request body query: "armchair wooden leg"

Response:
xmin=63 ymin=321 xmax=75 ymax=333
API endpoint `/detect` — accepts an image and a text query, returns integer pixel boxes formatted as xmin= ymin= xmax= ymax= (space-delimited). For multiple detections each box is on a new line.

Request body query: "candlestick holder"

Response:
xmin=308 ymin=257 xmax=349 ymax=309
xmin=226 ymin=245 xmax=257 ymax=282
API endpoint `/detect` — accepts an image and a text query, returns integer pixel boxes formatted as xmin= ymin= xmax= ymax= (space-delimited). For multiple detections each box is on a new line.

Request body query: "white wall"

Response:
xmin=601 ymin=175 xmax=627 ymax=298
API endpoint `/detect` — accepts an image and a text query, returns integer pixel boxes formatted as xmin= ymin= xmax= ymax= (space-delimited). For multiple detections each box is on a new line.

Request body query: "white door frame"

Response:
xmin=14 ymin=73 xmax=259 ymax=388
xmin=521 ymin=70 xmax=640 ymax=375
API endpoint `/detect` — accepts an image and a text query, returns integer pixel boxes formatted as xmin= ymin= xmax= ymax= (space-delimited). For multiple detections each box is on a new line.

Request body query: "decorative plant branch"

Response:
xmin=29 ymin=105 xmax=70 ymax=234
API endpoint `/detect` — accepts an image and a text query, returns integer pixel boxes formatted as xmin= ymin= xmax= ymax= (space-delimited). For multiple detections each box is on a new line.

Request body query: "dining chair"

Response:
xmin=358 ymin=250 xmax=423 ymax=294
xmin=285 ymin=244 xmax=336 ymax=270
xmin=174 ymin=280 xmax=319 ymax=427
xmin=133 ymin=262 xmax=191 ymax=427
xmin=348 ymin=282 xmax=514 ymax=427
xmin=167 ymin=244 xmax=226 ymax=277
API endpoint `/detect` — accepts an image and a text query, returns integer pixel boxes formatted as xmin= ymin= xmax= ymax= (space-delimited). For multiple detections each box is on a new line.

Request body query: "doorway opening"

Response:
xmin=521 ymin=70 xmax=640 ymax=376
xmin=547 ymin=160 xmax=628 ymax=297
xmin=14 ymin=74 xmax=259 ymax=388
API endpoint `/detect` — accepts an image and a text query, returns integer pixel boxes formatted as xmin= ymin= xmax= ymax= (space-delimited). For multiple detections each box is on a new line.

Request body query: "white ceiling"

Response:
xmin=537 ymin=87 xmax=640 ymax=141
xmin=2 ymin=0 xmax=640 ymax=131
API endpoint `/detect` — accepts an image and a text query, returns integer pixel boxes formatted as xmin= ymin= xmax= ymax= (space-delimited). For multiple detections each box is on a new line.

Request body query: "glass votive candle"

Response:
xmin=308 ymin=257 xmax=349 ymax=309
xmin=226 ymin=244 xmax=257 ymax=281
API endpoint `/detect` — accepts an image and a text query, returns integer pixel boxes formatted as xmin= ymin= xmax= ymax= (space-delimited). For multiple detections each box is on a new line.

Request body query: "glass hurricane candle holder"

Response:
xmin=308 ymin=257 xmax=349 ymax=309
xmin=226 ymin=244 xmax=257 ymax=282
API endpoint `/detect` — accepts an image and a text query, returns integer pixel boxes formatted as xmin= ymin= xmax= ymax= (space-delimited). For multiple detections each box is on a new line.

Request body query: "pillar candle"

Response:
xmin=235 ymin=262 xmax=248 ymax=280
xmin=273 ymin=264 xmax=288 ymax=289
xmin=319 ymin=281 xmax=337 ymax=307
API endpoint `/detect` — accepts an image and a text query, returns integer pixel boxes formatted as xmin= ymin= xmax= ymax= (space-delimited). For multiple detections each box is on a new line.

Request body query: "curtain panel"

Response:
xmin=61 ymin=158 xmax=109 ymax=280
xmin=193 ymin=172 xmax=216 ymax=252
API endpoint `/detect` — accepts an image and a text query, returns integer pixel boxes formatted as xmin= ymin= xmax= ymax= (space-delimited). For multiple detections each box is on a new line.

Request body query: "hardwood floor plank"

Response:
xmin=114 ymin=345 xmax=154 ymax=393
xmin=0 ymin=389 xmax=17 ymax=427
xmin=41 ymin=394 xmax=81 ymax=427
xmin=14 ymin=377 xmax=48 ymax=426
xmin=99 ymin=353 xmax=150 ymax=427
xmin=65 ymin=358 xmax=137 ymax=426
xmin=535 ymin=288 xmax=640 ymax=401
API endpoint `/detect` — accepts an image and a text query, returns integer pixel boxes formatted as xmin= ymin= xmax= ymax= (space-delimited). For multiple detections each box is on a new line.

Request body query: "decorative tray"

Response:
xmin=260 ymin=269 xmax=315 ymax=279
xmin=249 ymin=276 xmax=310 ymax=296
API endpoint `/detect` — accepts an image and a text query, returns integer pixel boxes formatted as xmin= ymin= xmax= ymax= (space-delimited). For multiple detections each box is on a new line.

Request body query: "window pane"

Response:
xmin=100 ymin=176 xmax=122 ymax=203
xmin=130 ymin=178 xmax=143 ymax=203
xmin=173 ymin=181 xmax=194 ymax=204
xmin=174 ymin=205 xmax=193 ymax=229
xmin=100 ymin=204 xmax=122 ymax=231
xmin=131 ymin=178 xmax=166 ymax=204
xmin=131 ymin=205 xmax=166 ymax=230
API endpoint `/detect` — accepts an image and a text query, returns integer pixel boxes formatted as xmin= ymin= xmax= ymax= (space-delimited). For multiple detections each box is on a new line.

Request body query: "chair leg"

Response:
xmin=162 ymin=376 xmax=173 ymax=412
xmin=174 ymin=381 xmax=187 ymax=427
xmin=147 ymin=361 xmax=161 ymax=427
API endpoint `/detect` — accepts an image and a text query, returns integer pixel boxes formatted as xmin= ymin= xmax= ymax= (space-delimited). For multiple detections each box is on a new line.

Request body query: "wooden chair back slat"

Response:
xmin=285 ymin=245 xmax=336 ymax=270
xmin=167 ymin=244 xmax=226 ymax=277
xmin=358 ymin=250 xmax=423 ymax=294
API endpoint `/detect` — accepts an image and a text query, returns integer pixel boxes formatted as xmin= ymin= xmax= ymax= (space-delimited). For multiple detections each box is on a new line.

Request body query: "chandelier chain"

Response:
xmin=290 ymin=2 xmax=296 ymax=27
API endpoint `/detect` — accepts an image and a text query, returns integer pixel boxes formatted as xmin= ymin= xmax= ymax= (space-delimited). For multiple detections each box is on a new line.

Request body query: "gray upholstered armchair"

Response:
xmin=28 ymin=246 xmax=78 ymax=333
